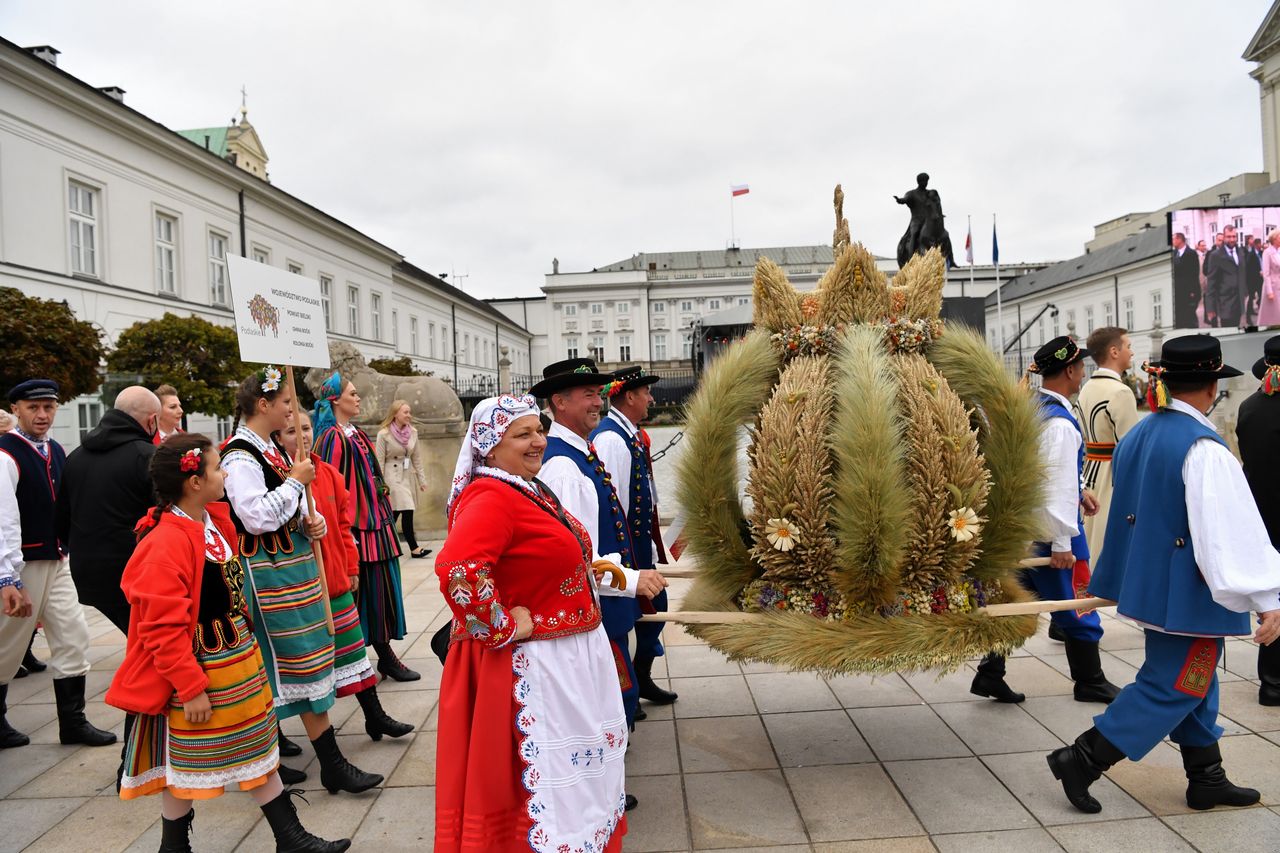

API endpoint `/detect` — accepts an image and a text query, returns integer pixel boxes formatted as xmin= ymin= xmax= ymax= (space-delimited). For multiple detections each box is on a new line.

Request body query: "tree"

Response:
xmin=368 ymin=356 xmax=423 ymax=376
xmin=108 ymin=313 xmax=249 ymax=415
xmin=0 ymin=287 xmax=104 ymax=400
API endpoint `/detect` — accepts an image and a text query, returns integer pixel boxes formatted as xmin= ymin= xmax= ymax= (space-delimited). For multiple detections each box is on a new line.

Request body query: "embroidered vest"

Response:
xmin=0 ymin=433 xmax=65 ymax=561
xmin=194 ymin=553 xmax=252 ymax=653
xmin=220 ymin=436 xmax=300 ymax=558
xmin=591 ymin=416 xmax=656 ymax=570
xmin=1089 ymin=409 xmax=1249 ymax=636
xmin=1037 ymin=393 xmax=1090 ymax=562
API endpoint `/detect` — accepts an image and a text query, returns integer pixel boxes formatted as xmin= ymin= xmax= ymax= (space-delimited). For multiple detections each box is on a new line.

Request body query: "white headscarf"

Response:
xmin=448 ymin=394 xmax=542 ymax=516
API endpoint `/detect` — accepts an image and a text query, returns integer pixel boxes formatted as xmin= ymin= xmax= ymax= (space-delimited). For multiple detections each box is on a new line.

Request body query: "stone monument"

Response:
xmin=894 ymin=172 xmax=955 ymax=268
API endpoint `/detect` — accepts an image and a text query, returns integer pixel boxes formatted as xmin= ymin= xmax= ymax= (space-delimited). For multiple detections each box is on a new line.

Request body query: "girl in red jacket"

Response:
xmin=279 ymin=411 xmax=411 ymax=740
xmin=105 ymin=434 xmax=349 ymax=853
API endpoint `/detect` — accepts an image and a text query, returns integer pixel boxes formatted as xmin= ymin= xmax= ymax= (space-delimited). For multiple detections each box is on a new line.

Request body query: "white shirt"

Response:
xmin=538 ymin=420 xmax=639 ymax=598
xmin=593 ymin=408 xmax=660 ymax=565
xmin=1170 ymin=398 xmax=1280 ymax=615
xmin=220 ymin=427 xmax=313 ymax=536
xmin=1036 ymin=388 xmax=1083 ymax=553
xmin=0 ymin=441 xmax=26 ymax=586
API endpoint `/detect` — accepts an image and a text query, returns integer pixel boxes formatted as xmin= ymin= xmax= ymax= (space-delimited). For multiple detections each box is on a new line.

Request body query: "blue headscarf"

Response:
xmin=312 ymin=371 xmax=344 ymax=435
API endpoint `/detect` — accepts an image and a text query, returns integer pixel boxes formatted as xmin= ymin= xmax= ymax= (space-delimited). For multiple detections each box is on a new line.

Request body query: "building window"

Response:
xmin=391 ymin=308 xmax=398 ymax=347
xmin=428 ymin=322 xmax=436 ymax=358
xmin=371 ymin=293 xmax=383 ymax=341
xmin=564 ymin=303 xmax=577 ymax=316
xmin=738 ymin=297 xmax=750 ymax=306
xmin=708 ymin=299 xmax=721 ymax=311
xmin=216 ymin=415 xmax=232 ymax=442
xmin=590 ymin=335 xmax=605 ymax=362
xmin=1151 ymin=291 xmax=1163 ymax=327
xmin=288 ymin=262 xmax=303 ymax=275
xmin=1066 ymin=309 xmax=1076 ymax=332
xmin=682 ymin=332 xmax=693 ymax=359
xmin=252 ymin=246 xmax=270 ymax=265
xmin=680 ymin=300 xmax=693 ymax=312
xmin=442 ymin=325 xmax=449 ymax=359
xmin=1085 ymin=305 xmax=1095 ymax=334
xmin=347 ymin=285 xmax=360 ymax=336
xmin=68 ymin=180 xmax=99 ymax=276
xmin=1052 ymin=311 xmax=1060 ymax=337
xmin=653 ymin=334 xmax=667 ymax=361
xmin=155 ymin=212 xmax=177 ymax=294
xmin=1123 ymin=296 xmax=1134 ymax=329
xmin=463 ymin=333 xmax=470 ymax=364
xmin=319 ymin=275 xmax=332 ymax=330
xmin=1036 ymin=316 xmax=1045 ymax=346
xmin=77 ymin=401 xmax=102 ymax=441
xmin=410 ymin=316 xmax=419 ymax=354
xmin=208 ymin=231 xmax=229 ymax=305
xmin=617 ymin=301 xmax=630 ymax=314
xmin=1103 ymin=300 xmax=1114 ymax=326
xmin=590 ymin=303 xmax=603 ymax=315
xmin=618 ymin=335 xmax=631 ymax=362
xmin=651 ymin=301 xmax=665 ymax=313
xmin=566 ymin=337 xmax=579 ymax=359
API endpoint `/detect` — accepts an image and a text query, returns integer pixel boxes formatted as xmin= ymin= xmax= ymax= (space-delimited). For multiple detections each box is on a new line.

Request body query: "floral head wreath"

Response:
xmin=1142 ymin=361 xmax=1169 ymax=413
xmin=258 ymin=365 xmax=282 ymax=394
xmin=178 ymin=447 xmax=203 ymax=473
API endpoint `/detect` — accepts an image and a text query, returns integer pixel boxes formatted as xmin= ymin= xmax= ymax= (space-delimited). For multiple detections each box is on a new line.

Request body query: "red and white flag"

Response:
xmin=964 ymin=224 xmax=973 ymax=265
xmin=731 ymin=184 xmax=750 ymax=197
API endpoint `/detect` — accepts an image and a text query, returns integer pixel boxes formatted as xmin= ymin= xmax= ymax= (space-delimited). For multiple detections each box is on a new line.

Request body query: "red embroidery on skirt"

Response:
xmin=1174 ymin=638 xmax=1218 ymax=698
xmin=611 ymin=642 xmax=633 ymax=692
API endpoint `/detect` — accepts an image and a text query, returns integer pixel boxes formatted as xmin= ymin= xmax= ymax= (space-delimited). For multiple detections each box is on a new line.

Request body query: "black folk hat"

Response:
xmin=1028 ymin=336 xmax=1086 ymax=375
xmin=1151 ymin=334 xmax=1243 ymax=382
xmin=1252 ymin=334 xmax=1280 ymax=380
xmin=529 ymin=357 xmax=612 ymax=398
xmin=604 ymin=364 xmax=661 ymax=397
xmin=7 ymin=378 xmax=60 ymax=404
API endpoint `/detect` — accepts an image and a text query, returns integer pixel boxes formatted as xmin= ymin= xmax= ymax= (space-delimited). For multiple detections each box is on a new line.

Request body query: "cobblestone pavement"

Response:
xmin=4 ymin=544 xmax=1280 ymax=852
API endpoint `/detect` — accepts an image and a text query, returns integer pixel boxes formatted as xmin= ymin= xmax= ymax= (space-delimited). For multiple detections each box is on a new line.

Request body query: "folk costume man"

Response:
xmin=1235 ymin=335 xmax=1280 ymax=706
xmin=1073 ymin=328 xmax=1139 ymax=573
xmin=1049 ymin=335 xmax=1280 ymax=814
xmin=593 ymin=366 xmax=678 ymax=709
xmin=971 ymin=338 xmax=1121 ymax=705
xmin=0 ymin=379 xmax=117 ymax=749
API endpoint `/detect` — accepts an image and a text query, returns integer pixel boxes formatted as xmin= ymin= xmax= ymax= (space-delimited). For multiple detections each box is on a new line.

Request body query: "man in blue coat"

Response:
xmin=1047 ymin=335 xmax=1280 ymax=814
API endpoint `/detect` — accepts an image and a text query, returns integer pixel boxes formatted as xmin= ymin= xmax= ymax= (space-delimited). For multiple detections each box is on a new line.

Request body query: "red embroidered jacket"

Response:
xmin=310 ymin=454 xmax=361 ymax=598
xmin=436 ymin=476 xmax=601 ymax=648
xmin=104 ymin=504 xmax=239 ymax=714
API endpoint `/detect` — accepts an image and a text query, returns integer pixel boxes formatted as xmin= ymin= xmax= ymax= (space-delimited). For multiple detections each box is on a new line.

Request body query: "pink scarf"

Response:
xmin=390 ymin=421 xmax=414 ymax=448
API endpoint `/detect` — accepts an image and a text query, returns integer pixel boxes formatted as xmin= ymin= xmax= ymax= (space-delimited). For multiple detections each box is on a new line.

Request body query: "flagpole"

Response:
xmin=966 ymin=214 xmax=974 ymax=298
xmin=730 ymin=192 xmax=737 ymax=249
xmin=994 ymin=213 xmax=1003 ymax=356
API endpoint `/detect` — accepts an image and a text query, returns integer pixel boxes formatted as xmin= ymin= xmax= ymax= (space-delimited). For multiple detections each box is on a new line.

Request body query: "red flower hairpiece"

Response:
xmin=179 ymin=447 xmax=202 ymax=473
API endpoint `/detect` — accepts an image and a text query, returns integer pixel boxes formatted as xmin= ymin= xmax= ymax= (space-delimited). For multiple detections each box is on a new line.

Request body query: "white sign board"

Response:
xmin=226 ymin=255 xmax=331 ymax=368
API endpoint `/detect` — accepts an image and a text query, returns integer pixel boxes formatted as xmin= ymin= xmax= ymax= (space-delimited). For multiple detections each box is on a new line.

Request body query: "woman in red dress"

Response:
xmin=435 ymin=394 xmax=628 ymax=853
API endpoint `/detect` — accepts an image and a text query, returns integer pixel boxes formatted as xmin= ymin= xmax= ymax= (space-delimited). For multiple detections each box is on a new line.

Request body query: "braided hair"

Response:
xmin=138 ymin=432 xmax=213 ymax=541
xmin=231 ymin=370 xmax=285 ymax=434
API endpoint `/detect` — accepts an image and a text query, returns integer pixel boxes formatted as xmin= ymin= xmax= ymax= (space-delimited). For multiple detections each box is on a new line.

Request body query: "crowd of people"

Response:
xmin=3 ymin=328 xmax=1280 ymax=851
xmin=1173 ymin=226 xmax=1280 ymax=329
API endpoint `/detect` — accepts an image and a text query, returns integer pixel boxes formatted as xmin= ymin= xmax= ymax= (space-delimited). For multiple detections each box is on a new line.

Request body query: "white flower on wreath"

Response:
xmin=947 ymin=507 xmax=982 ymax=542
xmin=765 ymin=517 xmax=800 ymax=552
xmin=261 ymin=366 xmax=283 ymax=394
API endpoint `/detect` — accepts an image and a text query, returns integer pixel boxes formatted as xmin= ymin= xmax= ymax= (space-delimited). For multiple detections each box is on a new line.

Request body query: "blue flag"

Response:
xmin=992 ymin=223 xmax=999 ymax=265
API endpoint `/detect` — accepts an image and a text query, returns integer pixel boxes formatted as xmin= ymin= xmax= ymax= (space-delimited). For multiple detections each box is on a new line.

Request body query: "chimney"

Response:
xmin=25 ymin=45 xmax=61 ymax=66
xmin=99 ymin=86 xmax=125 ymax=103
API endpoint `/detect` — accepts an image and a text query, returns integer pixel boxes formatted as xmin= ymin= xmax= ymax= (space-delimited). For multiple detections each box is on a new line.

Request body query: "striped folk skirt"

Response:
xmin=331 ymin=590 xmax=377 ymax=697
xmin=244 ymin=530 xmax=337 ymax=719
xmin=119 ymin=614 xmax=279 ymax=800
xmin=355 ymin=522 xmax=408 ymax=645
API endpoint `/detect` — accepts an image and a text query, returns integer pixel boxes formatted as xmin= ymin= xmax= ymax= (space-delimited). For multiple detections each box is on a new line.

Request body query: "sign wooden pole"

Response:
xmin=637 ymin=596 xmax=1116 ymax=624
xmin=287 ymin=365 xmax=335 ymax=635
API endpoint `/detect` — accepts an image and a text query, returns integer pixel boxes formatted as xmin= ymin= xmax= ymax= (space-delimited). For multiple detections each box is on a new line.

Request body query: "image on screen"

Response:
xmin=1168 ymin=206 xmax=1280 ymax=330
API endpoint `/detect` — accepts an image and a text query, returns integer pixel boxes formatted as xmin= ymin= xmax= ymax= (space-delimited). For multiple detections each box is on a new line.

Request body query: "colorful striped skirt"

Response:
xmin=244 ymin=530 xmax=337 ymax=719
xmin=119 ymin=614 xmax=279 ymax=800
xmin=332 ymin=590 xmax=377 ymax=697
xmin=355 ymin=522 xmax=408 ymax=645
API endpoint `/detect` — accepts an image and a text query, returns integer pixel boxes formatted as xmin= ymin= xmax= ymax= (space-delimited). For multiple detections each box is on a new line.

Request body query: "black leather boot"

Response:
xmin=0 ymin=684 xmax=30 ymax=749
xmin=22 ymin=631 xmax=46 ymax=674
xmin=1064 ymin=639 xmax=1121 ymax=704
xmin=1047 ymin=622 xmax=1066 ymax=642
xmin=1181 ymin=742 xmax=1261 ymax=810
xmin=158 ymin=808 xmax=194 ymax=853
xmin=260 ymin=790 xmax=351 ymax=852
xmin=356 ymin=686 xmax=413 ymax=741
xmin=278 ymin=723 xmax=303 ymax=757
xmin=1258 ymin=639 xmax=1280 ymax=706
xmin=374 ymin=643 xmax=420 ymax=682
xmin=311 ymin=726 xmax=382 ymax=795
xmin=970 ymin=653 xmax=1025 ymax=703
xmin=53 ymin=675 xmax=117 ymax=746
xmin=278 ymin=764 xmax=307 ymax=786
xmin=1046 ymin=726 xmax=1126 ymax=813
xmin=634 ymin=654 xmax=678 ymax=705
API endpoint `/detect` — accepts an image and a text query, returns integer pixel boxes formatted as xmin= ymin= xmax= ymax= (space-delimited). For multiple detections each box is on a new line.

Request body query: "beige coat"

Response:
xmin=1073 ymin=369 xmax=1141 ymax=564
xmin=375 ymin=427 xmax=427 ymax=513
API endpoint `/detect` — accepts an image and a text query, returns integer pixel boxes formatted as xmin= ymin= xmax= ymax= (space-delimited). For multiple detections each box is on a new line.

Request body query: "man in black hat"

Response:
xmin=972 ymin=337 xmax=1121 ymax=706
xmin=0 ymin=379 xmax=117 ymax=749
xmin=593 ymin=366 xmax=678 ymax=710
xmin=1235 ymin=335 xmax=1280 ymax=705
xmin=1048 ymin=335 xmax=1280 ymax=814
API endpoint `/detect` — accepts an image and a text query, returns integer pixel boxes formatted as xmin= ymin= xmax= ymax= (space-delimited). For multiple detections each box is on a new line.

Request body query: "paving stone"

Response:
xmin=1218 ymin=679 xmax=1280 ymax=733
xmin=931 ymin=826 xmax=1064 ymax=852
xmin=123 ymin=791 xmax=263 ymax=852
xmin=235 ymin=784 xmax=374 ymax=849
xmin=351 ymin=785 xmax=435 ymax=848
xmin=665 ymin=643 xmax=743 ymax=677
xmin=1216 ymin=733 xmax=1280 ymax=806
xmin=849 ymin=705 xmax=969 ymax=761
xmin=1097 ymin=621 xmax=1147 ymax=651
xmin=1222 ymin=639 xmax=1260 ymax=679
xmin=386 ymin=725 xmax=437 ymax=787
xmin=785 ymin=763 xmax=923 ymax=842
xmin=762 ymin=709 xmax=874 ymax=767
xmin=0 ymin=796 xmax=87 ymax=852
xmin=678 ymin=714 xmax=778 ymax=773
xmin=1099 ymin=740 xmax=1195 ymax=816
xmin=623 ymin=773 xmax=690 ymax=852
xmin=933 ymin=699 xmax=1063 ymax=755
xmin=1049 ymin=816 xmax=1194 ymax=852
xmin=745 ymin=672 xmax=840 ymax=714
xmin=812 ymin=840 xmax=936 ymax=853
xmin=902 ymin=666 xmax=982 ymax=704
xmin=0 ymin=743 xmax=74 ymax=798
xmin=627 ymin=718 xmax=681 ymax=776
xmin=1019 ymin=694 xmax=1105 ymax=743
xmin=686 ymin=769 xmax=808 ymax=848
xmin=1162 ymin=806 xmax=1280 ymax=853
xmin=13 ymin=740 xmax=129 ymax=798
xmin=826 ymin=672 xmax=923 ymax=709
xmin=23 ymin=792 xmax=157 ymax=852
xmin=999 ymin=655 xmax=1076 ymax=698
xmin=885 ymin=757 xmax=1035 ymax=834
xmin=671 ymin=675 xmax=756 ymax=719
xmin=983 ymin=750 xmax=1150 ymax=825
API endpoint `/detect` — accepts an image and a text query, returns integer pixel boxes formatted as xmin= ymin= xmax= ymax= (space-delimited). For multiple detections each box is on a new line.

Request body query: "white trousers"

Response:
xmin=0 ymin=558 xmax=91 ymax=684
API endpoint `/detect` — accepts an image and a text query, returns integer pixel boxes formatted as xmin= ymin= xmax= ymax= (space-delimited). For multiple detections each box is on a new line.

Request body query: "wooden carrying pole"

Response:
xmin=286 ymin=366 xmax=335 ymax=635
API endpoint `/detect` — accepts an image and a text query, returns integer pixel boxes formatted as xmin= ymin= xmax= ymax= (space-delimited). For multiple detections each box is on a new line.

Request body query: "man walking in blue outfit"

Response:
xmin=1048 ymin=335 xmax=1280 ymax=814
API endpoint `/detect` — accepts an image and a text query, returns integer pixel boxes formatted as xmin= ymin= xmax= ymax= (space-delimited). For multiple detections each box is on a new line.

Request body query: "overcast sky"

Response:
xmin=3 ymin=1 xmax=1274 ymax=297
